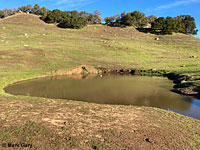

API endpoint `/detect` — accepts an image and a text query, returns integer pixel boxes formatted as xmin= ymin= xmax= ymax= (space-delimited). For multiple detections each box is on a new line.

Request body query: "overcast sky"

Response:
xmin=0 ymin=0 xmax=199 ymax=38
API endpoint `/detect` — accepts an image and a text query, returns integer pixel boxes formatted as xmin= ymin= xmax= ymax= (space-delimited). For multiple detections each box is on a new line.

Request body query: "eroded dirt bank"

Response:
xmin=53 ymin=65 xmax=200 ymax=98
xmin=4 ymin=65 xmax=199 ymax=100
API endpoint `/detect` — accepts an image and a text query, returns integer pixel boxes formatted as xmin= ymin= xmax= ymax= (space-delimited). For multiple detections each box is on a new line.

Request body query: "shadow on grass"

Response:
xmin=136 ymin=28 xmax=166 ymax=35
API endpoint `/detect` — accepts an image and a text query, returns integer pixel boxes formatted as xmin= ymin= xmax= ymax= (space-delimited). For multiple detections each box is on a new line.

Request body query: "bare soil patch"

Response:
xmin=0 ymin=97 xmax=199 ymax=150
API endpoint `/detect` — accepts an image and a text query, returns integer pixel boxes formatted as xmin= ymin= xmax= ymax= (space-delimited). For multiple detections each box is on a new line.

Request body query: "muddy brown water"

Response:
xmin=4 ymin=75 xmax=200 ymax=120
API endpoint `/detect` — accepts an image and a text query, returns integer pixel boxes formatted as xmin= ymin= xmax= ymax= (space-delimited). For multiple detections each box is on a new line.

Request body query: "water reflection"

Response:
xmin=171 ymin=98 xmax=200 ymax=120
xmin=4 ymin=75 xmax=200 ymax=120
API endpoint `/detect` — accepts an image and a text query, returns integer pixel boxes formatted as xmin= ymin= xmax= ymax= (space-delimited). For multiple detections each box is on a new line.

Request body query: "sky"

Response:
xmin=0 ymin=0 xmax=200 ymax=38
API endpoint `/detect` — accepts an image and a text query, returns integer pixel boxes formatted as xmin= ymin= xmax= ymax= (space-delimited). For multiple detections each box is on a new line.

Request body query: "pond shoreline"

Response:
xmin=98 ymin=67 xmax=200 ymax=98
xmin=3 ymin=65 xmax=200 ymax=99
xmin=2 ymin=68 xmax=200 ymax=149
xmin=73 ymin=65 xmax=200 ymax=98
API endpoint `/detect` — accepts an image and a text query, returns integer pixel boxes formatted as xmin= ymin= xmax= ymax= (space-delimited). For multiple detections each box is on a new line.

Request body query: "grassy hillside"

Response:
xmin=1 ymin=14 xmax=200 ymax=72
xmin=0 ymin=14 xmax=200 ymax=149
xmin=1 ymin=14 xmax=200 ymax=92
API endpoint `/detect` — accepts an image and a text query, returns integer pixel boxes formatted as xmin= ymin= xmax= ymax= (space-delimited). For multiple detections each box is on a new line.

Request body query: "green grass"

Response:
xmin=0 ymin=14 xmax=199 ymax=94
xmin=0 ymin=14 xmax=200 ymax=149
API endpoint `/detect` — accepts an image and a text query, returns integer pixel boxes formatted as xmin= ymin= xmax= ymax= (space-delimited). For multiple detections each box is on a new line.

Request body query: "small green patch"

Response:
xmin=92 ymin=116 xmax=107 ymax=121
xmin=93 ymin=145 xmax=102 ymax=150
xmin=91 ymin=140 xmax=103 ymax=150
xmin=77 ymin=107 xmax=90 ymax=114
xmin=62 ymin=103 xmax=76 ymax=109
xmin=1 ymin=55 xmax=7 ymax=59
xmin=109 ymin=117 xmax=117 ymax=121
xmin=65 ymin=136 xmax=78 ymax=147
xmin=61 ymin=126 xmax=68 ymax=131
xmin=92 ymin=107 xmax=102 ymax=111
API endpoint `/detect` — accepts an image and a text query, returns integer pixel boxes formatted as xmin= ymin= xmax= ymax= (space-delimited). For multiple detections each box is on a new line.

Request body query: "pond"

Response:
xmin=4 ymin=74 xmax=200 ymax=120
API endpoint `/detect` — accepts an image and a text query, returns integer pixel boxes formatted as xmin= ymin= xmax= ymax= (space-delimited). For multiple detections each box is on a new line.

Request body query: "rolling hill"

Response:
xmin=0 ymin=14 xmax=200 ymax=150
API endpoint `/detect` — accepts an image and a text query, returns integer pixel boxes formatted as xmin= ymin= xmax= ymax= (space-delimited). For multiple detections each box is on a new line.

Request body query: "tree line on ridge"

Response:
xmin=0 ymin=4 xmax=198 ymax=35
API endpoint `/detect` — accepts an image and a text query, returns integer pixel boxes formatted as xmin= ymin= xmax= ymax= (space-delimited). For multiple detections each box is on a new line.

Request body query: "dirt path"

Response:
xmin=0 ymin=97 xmax=199 ymax=150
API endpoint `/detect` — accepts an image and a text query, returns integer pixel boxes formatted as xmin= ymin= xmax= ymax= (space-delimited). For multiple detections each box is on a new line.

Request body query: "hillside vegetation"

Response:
xmin=1 ymin=14 xmax=200 ymax=71
xmin=0 ymin=14 xmax=200 ymax=149
xmin=0 ymin=14 xmax=200 ymax=89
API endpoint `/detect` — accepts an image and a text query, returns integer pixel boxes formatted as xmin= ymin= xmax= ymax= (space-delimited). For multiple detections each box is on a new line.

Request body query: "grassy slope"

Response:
xmin=0 ymin=14 xmax=200 ymax=92
xmin=0 ymin=14 xmax=200 ymax=149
